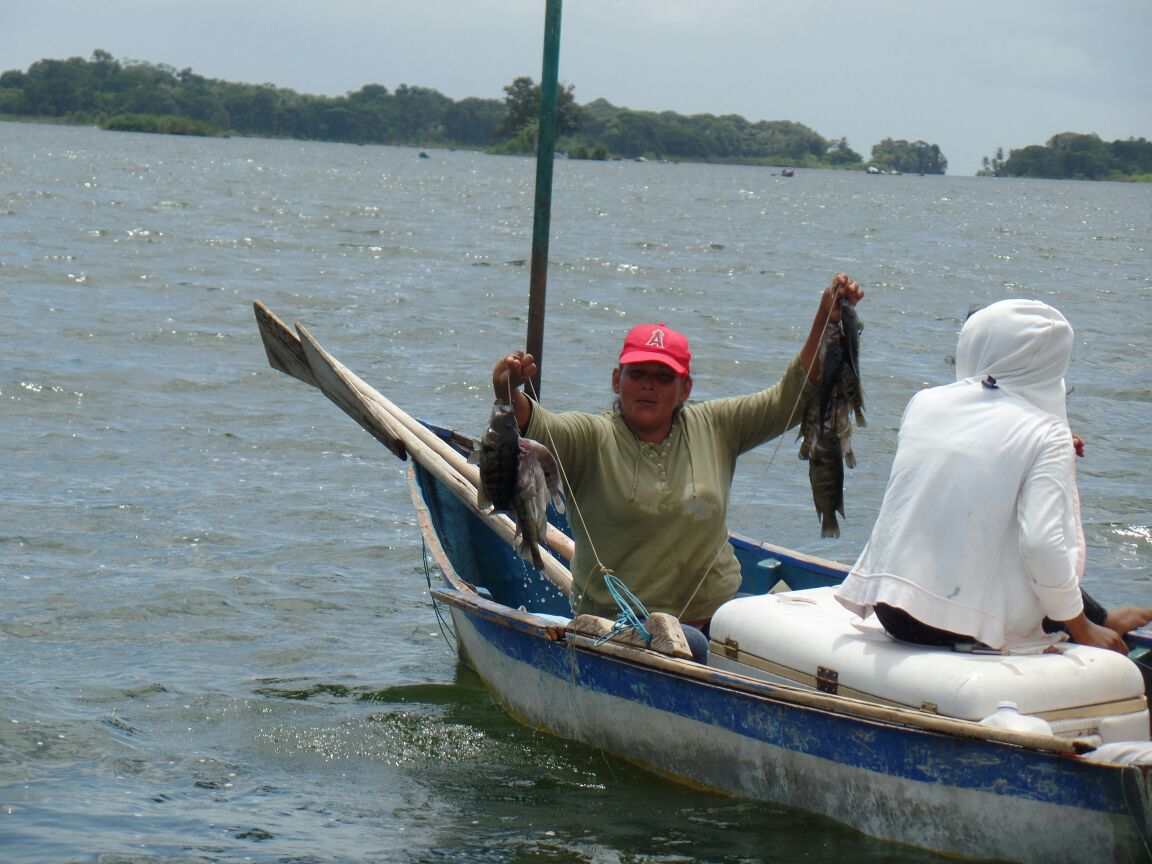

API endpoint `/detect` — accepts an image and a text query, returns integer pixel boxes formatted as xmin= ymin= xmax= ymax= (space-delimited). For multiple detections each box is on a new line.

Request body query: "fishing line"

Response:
xmin=730 ymin=287 xmax=839 ymax=524
xmin=517 ymin=285 xmax=840 ymax=624
xmin=675 ymin=286 xmax=841 ymax=620
xmin=491 ymin=367 xmax=628 ymax=777
xmin=520 ymin=374 xmax=605 ymax=614
xmin=422 ymin=537 xmax=458 ymax=654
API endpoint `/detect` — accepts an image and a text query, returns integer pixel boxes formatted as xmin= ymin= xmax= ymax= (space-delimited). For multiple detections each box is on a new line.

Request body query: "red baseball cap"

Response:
xmin=619 ymin=323 xmax=691 ymax=377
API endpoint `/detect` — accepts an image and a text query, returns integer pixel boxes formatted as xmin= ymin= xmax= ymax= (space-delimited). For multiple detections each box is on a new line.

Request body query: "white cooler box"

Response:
xmin=709 ymin=587 xmax=1149 ymax=744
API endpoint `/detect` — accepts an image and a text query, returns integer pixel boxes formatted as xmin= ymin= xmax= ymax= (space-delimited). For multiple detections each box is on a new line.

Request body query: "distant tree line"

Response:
xmin=979 ymin=133 xmax=1152 ymax=181
xmin=868 ymin=138 xmax=948 ymax=175
xmin=0 ymin=51 xmax=500 ymax=146
xmin=1 ymin=51 xmax=950 ymax=172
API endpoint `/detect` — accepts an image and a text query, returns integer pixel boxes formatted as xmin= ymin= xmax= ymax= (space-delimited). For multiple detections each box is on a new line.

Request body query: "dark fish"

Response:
xmin=475 ymin=403 xmax=521 ymax=512
xmin=819 ymin=325 xmax=845 ymax=426
xmin=839 ymin=299 xmax=866 ymax=427
xmin=474 ymin=402 xmax=564 ymax=568
xmin=799 ymin=300 xmax=864 ymax=537
xmin=513 ymin=438 xmax=564 ymax=568
xmin=800 ymin=389 xmax=845 ymax=537
xmin=834 ymin=398 xmax=856 ymax=470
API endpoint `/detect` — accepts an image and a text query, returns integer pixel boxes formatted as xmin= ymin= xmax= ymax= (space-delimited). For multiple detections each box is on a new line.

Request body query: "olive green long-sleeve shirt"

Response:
xmin=526 ymin=355 xmax=806 ymax=622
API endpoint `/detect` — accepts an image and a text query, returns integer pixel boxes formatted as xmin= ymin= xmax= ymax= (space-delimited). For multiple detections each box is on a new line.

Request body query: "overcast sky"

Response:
xmin=5 ymin=0 xmax=1149 ymax=175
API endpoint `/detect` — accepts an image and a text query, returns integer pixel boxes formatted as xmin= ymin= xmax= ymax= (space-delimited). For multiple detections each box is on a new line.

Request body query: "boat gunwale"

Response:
xmin=428 ymin=579 xmax=1103 ymax=758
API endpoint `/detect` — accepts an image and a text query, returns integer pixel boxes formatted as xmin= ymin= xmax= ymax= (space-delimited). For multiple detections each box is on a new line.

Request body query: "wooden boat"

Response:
xmin=251 ymin=8 xmax=1152 ymax=859
xmin=254 ymin=301 xmax=1152 ymax=863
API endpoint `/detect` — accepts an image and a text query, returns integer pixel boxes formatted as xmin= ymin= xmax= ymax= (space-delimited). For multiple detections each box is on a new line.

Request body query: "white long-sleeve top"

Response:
xmin=836 ymin=300 xmax=1084 ymax=648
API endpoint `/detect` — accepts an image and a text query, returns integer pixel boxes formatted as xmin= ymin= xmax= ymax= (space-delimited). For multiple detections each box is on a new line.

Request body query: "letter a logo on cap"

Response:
xmin=646 ymin=328 xmax=666 ymax=349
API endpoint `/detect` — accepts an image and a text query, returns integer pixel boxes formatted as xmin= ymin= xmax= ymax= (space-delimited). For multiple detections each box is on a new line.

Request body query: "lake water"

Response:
xmin=1 ymin=120 xmax=1149 ymax=863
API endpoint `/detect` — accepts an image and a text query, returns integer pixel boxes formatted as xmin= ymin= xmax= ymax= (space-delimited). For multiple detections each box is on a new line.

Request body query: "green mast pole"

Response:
xmin=525 ymin=0 xmax=562 ymax=401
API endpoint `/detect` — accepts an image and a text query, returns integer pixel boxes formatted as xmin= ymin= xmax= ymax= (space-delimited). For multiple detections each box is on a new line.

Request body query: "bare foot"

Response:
xmin=1105 ymin=606 xmax=1152 ymax=637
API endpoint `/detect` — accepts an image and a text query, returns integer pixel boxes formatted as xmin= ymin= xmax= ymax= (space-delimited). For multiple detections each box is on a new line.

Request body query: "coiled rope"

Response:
xmin=597 ymin=573 xmax=651 ymax=646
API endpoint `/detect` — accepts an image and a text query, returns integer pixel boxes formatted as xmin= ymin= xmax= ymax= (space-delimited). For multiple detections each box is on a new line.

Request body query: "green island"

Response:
xmin=0 ymin=51 xmax=944 ymax=174
xmin=2 ymin=51 xmax=1148 ymax=180
xmin=978 ymin=135 xmax=1152 ymax=182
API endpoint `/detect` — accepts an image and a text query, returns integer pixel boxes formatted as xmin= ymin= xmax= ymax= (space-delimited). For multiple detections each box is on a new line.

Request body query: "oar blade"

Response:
xmin=295 ymin=323 xmax=408 ymax=462
xmin=253 ymin=300 xmax=317 ymax=387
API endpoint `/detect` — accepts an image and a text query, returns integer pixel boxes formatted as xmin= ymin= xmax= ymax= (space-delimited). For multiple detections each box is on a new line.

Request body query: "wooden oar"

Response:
xmin=254 ymin=300 xmax=576 ymax=562
xmin=253 ymin=301 xmax=406 ymax=460
xmin=253 ymin=300 xmax=317 ymax=388
xmin=253 ymin=301 xmax=574 ymax=590
xmin=334 ymin=348 xmax=578 ymax=565
xmin=293 ymin=322 xmax=573 ymax=594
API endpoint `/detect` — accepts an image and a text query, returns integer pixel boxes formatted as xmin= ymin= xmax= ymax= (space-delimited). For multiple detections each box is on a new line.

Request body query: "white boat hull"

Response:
xmin=445 ymin=590 xmax=1152 ymax=864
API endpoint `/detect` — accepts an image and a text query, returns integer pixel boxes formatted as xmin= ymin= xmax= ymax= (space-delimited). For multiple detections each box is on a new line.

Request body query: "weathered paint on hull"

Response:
xmin=442 ymin=591 xmax=1152 ymax=864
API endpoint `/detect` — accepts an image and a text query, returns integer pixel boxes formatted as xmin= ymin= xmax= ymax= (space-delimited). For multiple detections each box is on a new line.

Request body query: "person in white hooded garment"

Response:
xmin=836 ymin=299 xmax=1132 ymax=653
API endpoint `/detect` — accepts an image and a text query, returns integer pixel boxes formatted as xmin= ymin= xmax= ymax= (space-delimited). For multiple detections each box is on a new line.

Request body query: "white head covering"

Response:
xmin=954 ymin=299 xmax=1073 ymax=423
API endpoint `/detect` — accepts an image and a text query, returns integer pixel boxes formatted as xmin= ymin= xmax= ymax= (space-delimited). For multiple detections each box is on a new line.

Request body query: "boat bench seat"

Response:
xmin=708 ymin=587 xmax=1149 ymax=744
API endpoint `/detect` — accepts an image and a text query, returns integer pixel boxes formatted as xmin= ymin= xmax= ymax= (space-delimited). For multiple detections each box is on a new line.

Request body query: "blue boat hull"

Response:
xmin=410 ymin=449 xmax=1152 ymax=864
xmin=436 ymin=586 xmax=1152 ymax=863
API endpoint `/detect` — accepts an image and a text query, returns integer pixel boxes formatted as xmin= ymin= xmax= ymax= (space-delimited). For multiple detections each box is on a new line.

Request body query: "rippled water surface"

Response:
xmin=1 ymin=121 xmax=1150 ymax=863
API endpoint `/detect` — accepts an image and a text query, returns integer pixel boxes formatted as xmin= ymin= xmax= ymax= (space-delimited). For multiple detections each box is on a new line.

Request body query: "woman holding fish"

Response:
xmin=490 ymin=273 xmax=863 ymax=630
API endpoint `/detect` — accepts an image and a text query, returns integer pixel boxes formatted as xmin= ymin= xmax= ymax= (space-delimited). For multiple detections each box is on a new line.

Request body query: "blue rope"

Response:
xmin=597 ymin=573 xmax=651 ymax=646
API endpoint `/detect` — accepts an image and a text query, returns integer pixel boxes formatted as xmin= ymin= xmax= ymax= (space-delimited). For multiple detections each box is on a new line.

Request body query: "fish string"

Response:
xmin=520 ymin=376 xmax=607 ymax=615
